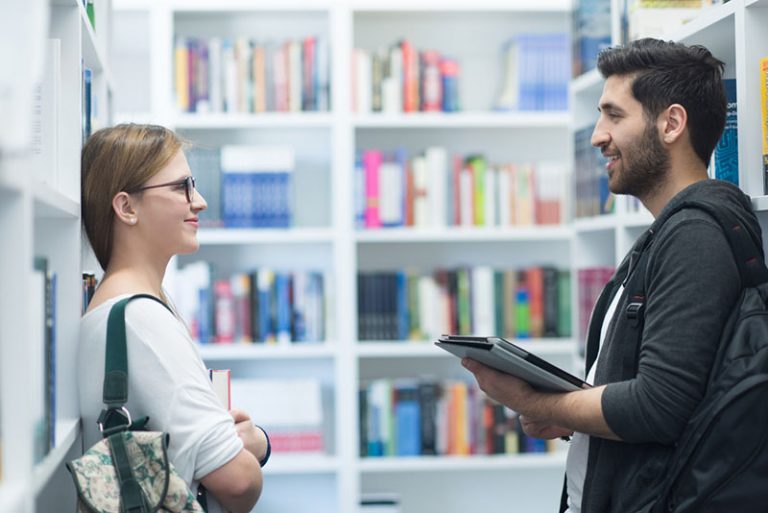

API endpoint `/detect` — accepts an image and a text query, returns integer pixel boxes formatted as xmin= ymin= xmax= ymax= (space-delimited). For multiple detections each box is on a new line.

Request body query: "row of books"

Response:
xmin=82 ymin=272 xmax=97 ymax=314
xmin=495 ymin=33 xmax=570 ymax=112
xmin=360 ymin=378 xmax=562 ymax=457
xmin=355 ymin=148 xmax=569 ymax=229
xmin=174 ymin=35 xmax=330 ymax=114
xmin=32 ymin=257 xmax=57 ymax=465
xmin=760 ymin=57 xmax=768 ymax=194
xmin=571 ymin=0 xmax=611 ymax=77
xmin=574 ymin=125 xmax=613 ymax=218
xmin=357 ymin=266 xmax=571 ymax=342
xmin=352 ymin=42 xmax=460 ymax=114
xmin=187 ymin=145 xmax=295 ymax=228
xmin=621 ymin=0 xmax=727 ymax=44
xmin=175 ymin=261 xmax=329 ymax=345
xmin=577 ymin=266 xmax=615 ymax=353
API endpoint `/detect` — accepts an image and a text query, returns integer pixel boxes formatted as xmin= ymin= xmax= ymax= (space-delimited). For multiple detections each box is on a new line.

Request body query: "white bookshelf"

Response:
xmin=0 ymin=0 xmax=113 ymax=511
xmin=100 ymin=0 xmax=768 ymax=512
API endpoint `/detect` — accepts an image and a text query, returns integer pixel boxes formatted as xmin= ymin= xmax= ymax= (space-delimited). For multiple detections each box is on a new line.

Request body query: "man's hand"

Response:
xmin=461 ymin=357 xmax=536 ymax=412
xmin=230 ymin=408 xmax=269 ymax=463
xmin=520 ymin=415 xmax=573 ymax=440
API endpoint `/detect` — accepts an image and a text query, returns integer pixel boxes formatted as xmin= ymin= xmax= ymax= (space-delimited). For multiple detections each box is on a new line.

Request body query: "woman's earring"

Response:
xmin=129 ymin=218 xmax=137 ymax=225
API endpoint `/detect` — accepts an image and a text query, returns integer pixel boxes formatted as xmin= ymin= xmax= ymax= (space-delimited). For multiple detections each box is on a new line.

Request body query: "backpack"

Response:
xmin=627 ymin=198 xmax=768 ymax=513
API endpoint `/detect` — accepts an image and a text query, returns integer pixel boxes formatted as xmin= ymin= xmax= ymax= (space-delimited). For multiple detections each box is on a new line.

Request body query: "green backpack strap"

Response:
xmin=99 ymin=294 xmax=172 ymax=433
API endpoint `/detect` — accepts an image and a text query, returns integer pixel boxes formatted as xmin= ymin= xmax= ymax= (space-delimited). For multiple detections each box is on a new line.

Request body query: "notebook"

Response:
xmin=435 ymin=335 xmax=590 ymax=392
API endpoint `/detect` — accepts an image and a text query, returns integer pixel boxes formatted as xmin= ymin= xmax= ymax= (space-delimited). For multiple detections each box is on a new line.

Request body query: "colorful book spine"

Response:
xmin=761 ymin=57 xmax=768 ymax=194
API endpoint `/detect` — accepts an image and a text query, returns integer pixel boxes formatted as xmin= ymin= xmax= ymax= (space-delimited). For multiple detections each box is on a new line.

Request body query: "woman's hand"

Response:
xmin=230 ymin=408 xmax=269 ymax=462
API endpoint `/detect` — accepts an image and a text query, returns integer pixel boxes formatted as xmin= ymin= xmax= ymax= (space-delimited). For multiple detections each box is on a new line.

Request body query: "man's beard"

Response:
xmin=610 ymin=121 xmax=670 ymax=199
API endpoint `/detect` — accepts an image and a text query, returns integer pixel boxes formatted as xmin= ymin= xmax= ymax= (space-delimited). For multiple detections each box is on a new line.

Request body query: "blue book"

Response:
xmin=275 ymin=272 xmax=292 ymax=343
xmin=396 ymin=271 xmax=409 ymax=341
xmin=394 ymin=383 xmax=421 ymax=456
xmin=713 ymin=78 xmax=738 ymax=186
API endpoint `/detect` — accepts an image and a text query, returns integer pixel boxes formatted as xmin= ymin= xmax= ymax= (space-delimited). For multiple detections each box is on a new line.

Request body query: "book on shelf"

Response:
xmin=360 ymin=377 xmax=566 ymax=458
xmin=32 ymin=257 xmax=57 ymax=463
xmin=176 ymin=262 xmax=327 ymax=345
xmin=357 ymin=266 xmax=571 ymax=342
xmin=30 ymin=39 xmax=61 ymax=189
xmin=352 ymin=41 xmax=460 ymax=114
xmin=574 ymin=125 xmax=613 ymax=218
xmin=231 ymin=378 xmax=324 ymax=454
xmin=572 ymin=0 xmax=611 ymax=77
xmin=209 ymin=369 xmax=231 ymax=410
xmin=577 ymin=267 xmax=615 ymax=356
xmin=761 ymin=57 xmax=768 ymax=194
xmin=356 ymin=147 xmax=569 ymax=229
xmin=174 ymin=35 xmax=329 ymax=114
xmin=220 ymin=145 xmax=294 ymax=228
xmin=495 ymin=33 xmax=570 ymax=112
xmin=711 ymin=78 xmax=738 ymax=186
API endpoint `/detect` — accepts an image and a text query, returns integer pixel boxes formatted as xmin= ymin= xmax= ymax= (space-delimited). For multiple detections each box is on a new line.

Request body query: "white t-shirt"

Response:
xmin=565 ymin=285 xmax=624 ymax=513
xmin=78 ymin=295 xmax=243 ymax=513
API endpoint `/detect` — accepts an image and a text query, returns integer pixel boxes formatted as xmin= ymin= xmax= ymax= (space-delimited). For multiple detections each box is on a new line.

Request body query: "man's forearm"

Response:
xmin=521 ymin=385 xmax=620 ymax=440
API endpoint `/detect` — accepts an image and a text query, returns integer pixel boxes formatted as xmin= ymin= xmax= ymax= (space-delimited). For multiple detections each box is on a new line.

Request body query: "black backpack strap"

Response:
xmin=674 ymin=199 xmax=768 ymax=287
xmin=98 ymin=294 xmax=172 ymax=434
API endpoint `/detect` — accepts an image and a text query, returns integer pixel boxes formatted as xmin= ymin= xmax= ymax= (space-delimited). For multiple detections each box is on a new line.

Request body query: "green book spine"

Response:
xmin=557 ymin=270 xmax=572 ymax=337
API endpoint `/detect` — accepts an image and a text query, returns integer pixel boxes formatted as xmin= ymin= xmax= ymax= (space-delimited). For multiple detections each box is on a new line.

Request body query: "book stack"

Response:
xmin=360 ymin=378 xmax=561 ymax=458
xmin=355 ymin=147 xmax=569 ymax=229
xmin=174 ymin=35 xmax=329 ymax=113
xmin=221 ymin=145 xmax=294 ymax=228
xmin=232 ymin=378 xmax=325 ymax=454
xmin=495 ymin=33 xmax=570 ymax=111
xmin=357 ymin=266 xmax=571 ymax=342
xmin=175 ymin=261 xmax=328 ymax=345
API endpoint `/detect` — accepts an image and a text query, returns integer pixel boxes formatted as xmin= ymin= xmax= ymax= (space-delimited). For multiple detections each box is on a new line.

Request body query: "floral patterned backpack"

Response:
xmin=67 ymin=294 xmax=206 ymax=513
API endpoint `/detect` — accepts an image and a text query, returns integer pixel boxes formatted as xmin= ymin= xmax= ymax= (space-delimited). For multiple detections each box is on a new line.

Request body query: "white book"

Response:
xmin=222 ymin=39 xmax=237 ymax=113
xmin=425 ymin=146 xmax=447 ymax=227
xmin=209 ymin=369 xmax=231 ymax=410
xmin=459 ymin=165 xmax=474 ymax=227
xmin=412 ymin=156 xmax=429 ymax=227
xmin=30 ymin=39 xmax=60 ymax=188
xmin=378 ymin=160 xmax=404 ymax=226
xmin=417 ymin=274 xmax=437 ymax=340
xmin=288 ymin=40 xmax=302 ymax=112
xmin=471 ymin=266 xmax=495 ymax=336
xmin=383 ymin=47 xmax=403 ymax=113
xmin=231 ymin=378 xmax=323 ymax=428
xmin=354 ymin=49 xmax=371 ymax=113
xmin=208 ymin=37 xmax=222 ymax=113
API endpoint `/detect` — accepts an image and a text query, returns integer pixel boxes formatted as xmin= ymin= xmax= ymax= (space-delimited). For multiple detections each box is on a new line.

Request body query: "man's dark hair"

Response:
xmin=597 ymin=38 xmax=726 ymax=167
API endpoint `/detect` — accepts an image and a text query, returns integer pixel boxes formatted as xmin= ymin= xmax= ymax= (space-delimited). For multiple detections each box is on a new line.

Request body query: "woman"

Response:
xmin=79 ymin=123 xmax=267 ymax=513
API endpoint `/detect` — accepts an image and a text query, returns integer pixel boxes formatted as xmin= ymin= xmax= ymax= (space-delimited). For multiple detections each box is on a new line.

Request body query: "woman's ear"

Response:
xmin=660 ymin=103 xmax=688 ymax=144
xmin=113 ymin=191 xmax=138 ymax=226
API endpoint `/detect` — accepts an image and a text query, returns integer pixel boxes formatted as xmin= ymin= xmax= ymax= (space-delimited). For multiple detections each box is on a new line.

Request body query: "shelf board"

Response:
xmin=197 ymin=228 xmax=334 ymax=245
xmin=358 ymin=452 xmax=567 ymax=473
xmin=351 ymin=0 xmax=570 ymax=12
xmin=172 ymin=112 xmax=333 ymax=129
xmin=33 ymin=184 xmax=79 ymax=219
xmin=355 ymin=226 xmax=572 ymax=243
xmin=168 ymin=0 xmax=331 ymax=12
xmin=671 ymin=0 xmax=737 ymax=44
xmin=570 ymin=69 xmax=602 ymax=95
xmin=752 ymin=195 xmax=768 ymax=212
xmin=356 ymin=339 xmax=575 ymax=358
xmin=353 ymin=111 xmax=570 ymax=129
xmin=746 ymin=0 xmax=768 ymax=6
xmin=0 ymin=481 xmax=27 ymax=513
xmin=573 ymin=214 xmax=617 ymax=233
xmin=198 ymin=343 xmax=336 ymax=360
xmin=264 ymin=454 xmax=339 ymax=475
xmin=32 ymin=418 xmax=80 ymax=496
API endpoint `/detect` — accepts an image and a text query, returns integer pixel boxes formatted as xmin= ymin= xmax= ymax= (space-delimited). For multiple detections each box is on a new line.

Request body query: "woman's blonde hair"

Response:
xmin=81 ymin=123 xmax=184 ymax=270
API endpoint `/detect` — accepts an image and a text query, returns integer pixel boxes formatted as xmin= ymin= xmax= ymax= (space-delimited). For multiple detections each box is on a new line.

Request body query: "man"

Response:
xmin=462 ymin=38 xmax=763 ymax=512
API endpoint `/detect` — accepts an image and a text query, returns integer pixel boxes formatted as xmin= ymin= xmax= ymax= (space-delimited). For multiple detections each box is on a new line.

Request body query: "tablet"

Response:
xmin=435 ymin=335 xmax=591 ymax=392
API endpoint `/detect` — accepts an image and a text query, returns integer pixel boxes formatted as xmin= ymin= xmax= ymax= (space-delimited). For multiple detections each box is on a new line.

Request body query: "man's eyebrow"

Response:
xmin=598 ymin=102 xmax=625 ymax=114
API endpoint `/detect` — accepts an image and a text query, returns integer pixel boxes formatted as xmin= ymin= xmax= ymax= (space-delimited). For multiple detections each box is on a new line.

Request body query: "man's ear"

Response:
xmin=112 ymin=191 xmax=138 ymax=226
xmin=660 ymin=103 xmax=687 ymax=144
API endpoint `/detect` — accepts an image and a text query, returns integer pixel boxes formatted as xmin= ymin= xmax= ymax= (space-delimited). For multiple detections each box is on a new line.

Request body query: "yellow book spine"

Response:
xmin=174 ymin=38 xmax=189 ymax=112
xmin=761 ymin=57 xmax=768 ymax=193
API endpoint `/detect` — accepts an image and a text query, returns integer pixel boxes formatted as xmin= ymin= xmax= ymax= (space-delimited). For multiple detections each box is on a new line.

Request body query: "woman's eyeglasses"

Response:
xmin=128 ymin=176 xmax=197 ymax=203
